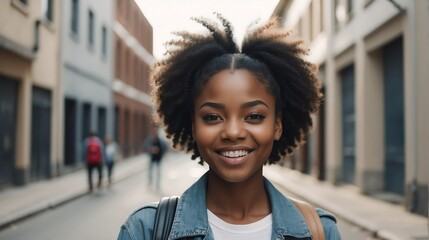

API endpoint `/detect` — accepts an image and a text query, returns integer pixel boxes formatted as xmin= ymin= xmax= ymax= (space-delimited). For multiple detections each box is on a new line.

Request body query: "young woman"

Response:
xmin=118 ymin=15 xmax=341 ymax=240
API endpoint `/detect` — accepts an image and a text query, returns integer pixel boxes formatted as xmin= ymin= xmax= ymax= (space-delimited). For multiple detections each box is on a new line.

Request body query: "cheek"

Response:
xmin=193 ymin=120 xmax=217 ymax=147
xmin=250 ymin=122 xmax=276 ymax=142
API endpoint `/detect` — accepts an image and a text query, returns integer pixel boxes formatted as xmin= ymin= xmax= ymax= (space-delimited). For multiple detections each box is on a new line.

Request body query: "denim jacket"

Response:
xmin=118 ymin=172 xmax=341 ymax=240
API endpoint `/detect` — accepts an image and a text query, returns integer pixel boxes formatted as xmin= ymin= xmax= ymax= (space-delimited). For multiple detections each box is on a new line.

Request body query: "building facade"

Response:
xmin=0 ymin=0 xmax=61 ymax=187
xmin=0 ymin=0 xmax=155 ymax=190
xmin=113 ymin=0 xmax=154 ymax=157
xmin=60 ymin=0 xmax=115 ymax=170
xmin=273 ymin=0 xmax=428 ymax=216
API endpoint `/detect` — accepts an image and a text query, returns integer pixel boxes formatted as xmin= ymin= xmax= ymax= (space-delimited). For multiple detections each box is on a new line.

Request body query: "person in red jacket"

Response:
xmin=82 ymin=131 xmax=105 ymax=192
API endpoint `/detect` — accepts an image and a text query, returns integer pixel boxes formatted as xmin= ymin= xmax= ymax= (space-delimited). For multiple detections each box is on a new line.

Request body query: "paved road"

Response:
xmin=0 ymin=152 xmax=377 ymax=239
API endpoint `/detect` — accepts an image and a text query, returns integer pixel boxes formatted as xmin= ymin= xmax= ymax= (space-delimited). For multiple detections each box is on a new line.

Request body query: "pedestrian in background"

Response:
xmin=119 ymin=15 xmax=340 ymax=239
xmin=104 ymin=135 xmax=121 ymax=187
xmin=144 ymin=126 xmax=167 ymax=191
xmin=82 ymin=131 xmax=104 ymax=192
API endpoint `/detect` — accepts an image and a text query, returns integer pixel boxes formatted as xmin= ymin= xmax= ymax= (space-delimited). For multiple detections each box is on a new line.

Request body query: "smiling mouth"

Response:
xmin=219 ymin=150 xmax=251 ymax=158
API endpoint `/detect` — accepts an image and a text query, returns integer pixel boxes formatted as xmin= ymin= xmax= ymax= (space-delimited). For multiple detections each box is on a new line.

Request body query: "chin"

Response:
xmin=212 ymin=168 xmax=262 ymax=184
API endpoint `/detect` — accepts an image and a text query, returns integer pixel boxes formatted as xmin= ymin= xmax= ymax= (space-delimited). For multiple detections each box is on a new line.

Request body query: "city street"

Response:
xmin=1 ymin=1 xmax=428 ymax=240
xmin=0 ymin=152 xmax=377 ymax=239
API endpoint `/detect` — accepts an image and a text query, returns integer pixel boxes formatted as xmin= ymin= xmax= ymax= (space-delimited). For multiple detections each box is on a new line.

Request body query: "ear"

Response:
xmin=274 ymin=113 xmax=283 ymax=140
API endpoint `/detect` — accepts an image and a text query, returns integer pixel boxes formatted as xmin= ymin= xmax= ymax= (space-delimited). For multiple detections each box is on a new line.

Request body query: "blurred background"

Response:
xmin=0 ymin=0 xmax=428 ymax=239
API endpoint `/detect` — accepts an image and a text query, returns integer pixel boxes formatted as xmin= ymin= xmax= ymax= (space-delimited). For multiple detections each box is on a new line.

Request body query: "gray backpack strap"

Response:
xmin=152 ymin=196 xmax=179 ymax=240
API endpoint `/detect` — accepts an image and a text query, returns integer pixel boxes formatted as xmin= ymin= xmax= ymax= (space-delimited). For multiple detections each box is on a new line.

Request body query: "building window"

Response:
xmin=88 ymin=10 xmax=95 ymax=47
xmin=116 ymin=40 xmax=121 ymax=78
xmin=117 ymin=0 xmax=122 ymax=13
xmin=335 ymin=0 xmax=353 ymax=29
xmin=12 ymin=0 xmax=29 ymax=14
xmin=71 ymin=0 xmax=79 ymax=34
xmin=347 ymin=0 xmax=353 ymax=14
xmin=125 ymin=49 xmax=129 ymax=81
xmin=43 ymin=0 xmax=53 ymax=22
xmin=126 ymin=0 xmax=131 ymax=21
xmin=101 ymin=26 xmax=107 ymax=57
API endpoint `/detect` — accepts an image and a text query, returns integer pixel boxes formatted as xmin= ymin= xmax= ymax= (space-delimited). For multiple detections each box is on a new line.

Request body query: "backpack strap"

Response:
xmin=290 ymin=198 xmax=325 ymax=240
xmin=152 ymin=196 xmax=179 ymax=240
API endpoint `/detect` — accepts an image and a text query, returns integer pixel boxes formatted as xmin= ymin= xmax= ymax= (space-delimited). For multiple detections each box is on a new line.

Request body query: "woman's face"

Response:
xmin=193 ymin=69 xmax=282 ymax=183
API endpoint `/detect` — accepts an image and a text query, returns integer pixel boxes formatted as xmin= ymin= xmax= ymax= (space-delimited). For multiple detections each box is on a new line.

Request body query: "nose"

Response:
xmin=220 ymin=118 xmax=246 ymax=141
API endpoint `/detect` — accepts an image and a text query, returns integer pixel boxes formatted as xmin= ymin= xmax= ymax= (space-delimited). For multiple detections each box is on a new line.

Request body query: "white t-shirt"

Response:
xmin=207 ymin=209 xmax=272 ymax=240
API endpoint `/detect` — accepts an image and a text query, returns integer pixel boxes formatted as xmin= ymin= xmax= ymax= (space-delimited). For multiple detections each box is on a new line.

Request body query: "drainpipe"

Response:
xmin=33 ymin=19 xmax=41 ymax=53
xmin=408 ymin=0 xmax=418 ymax=213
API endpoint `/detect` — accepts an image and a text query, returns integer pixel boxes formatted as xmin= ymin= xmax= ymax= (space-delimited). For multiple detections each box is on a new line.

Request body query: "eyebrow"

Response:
xmin=199 ymin=100 xmax=269 ymax=109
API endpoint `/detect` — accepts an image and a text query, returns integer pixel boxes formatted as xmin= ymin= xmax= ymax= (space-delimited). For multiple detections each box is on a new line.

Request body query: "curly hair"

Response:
xmin=151 ymin=14 xmax=321 ymax=165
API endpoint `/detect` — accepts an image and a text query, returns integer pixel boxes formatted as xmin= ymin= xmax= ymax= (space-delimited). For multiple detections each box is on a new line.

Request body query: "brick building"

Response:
xmin=113 ymin=0 xmax=154 ymax=157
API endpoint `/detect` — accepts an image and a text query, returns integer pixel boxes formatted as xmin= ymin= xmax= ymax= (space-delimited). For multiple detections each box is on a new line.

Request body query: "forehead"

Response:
xmin=196 ymin=69 xmax=273 ymax=104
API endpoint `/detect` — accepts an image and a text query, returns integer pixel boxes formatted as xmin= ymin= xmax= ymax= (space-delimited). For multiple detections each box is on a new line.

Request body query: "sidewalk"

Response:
xmin=0 ymin=154 xmax=427 ymax=239
xmin=0 ymin=154 xmax=149 ymax=230
xmin=264 ymin=165 xmax=428 ymax=240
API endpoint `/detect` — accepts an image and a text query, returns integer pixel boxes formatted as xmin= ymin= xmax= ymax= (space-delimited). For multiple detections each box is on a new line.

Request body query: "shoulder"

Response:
xmin=316 ymin=208 xmax=341 ymax=239
xmin=118 ymin=203 xmax=158 ymax=240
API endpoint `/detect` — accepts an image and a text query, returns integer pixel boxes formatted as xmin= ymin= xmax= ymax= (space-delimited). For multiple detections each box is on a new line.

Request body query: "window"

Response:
xmin=101 ymin=26 xmax=107 ymax=57
xmin=12 ymin=0 xmax=29 ymax=14
xmin=347 ymin=0 xmax=353 ymax=14
xmin=116 ymin=41 xmax=121 ymax=78
xmin=43 ymin=0 xmax=53 ymax=21
xmin=117 ymin=0 xmax=122 ymax=12
xmin=125 ymin=49 xmax=129 ymax=81
xmin=71 ymin=0 xmax=79 ymax=34
xmin=335 ymin=0 xmax=353 ymax=29
xmin=88 ymin=10 xmax=94 ymax=47
xmin=126 ymin=0 xmax=130 ymax=21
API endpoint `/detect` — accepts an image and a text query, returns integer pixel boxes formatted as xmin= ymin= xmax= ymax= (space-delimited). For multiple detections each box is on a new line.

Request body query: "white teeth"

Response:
xmin=220 ymin=150 xmax=249 ymax=158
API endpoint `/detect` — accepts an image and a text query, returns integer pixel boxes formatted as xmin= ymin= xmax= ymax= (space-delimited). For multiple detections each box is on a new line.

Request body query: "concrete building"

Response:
xmin=273 ymin=0 xmax=428 ymax=216
xmin=113 ymin=0 xmax=154 ymax=157
xmin=60 ymin=0 xmax=115 ymax=169
xmin=0 ymin=0 xmax=61 ymax=186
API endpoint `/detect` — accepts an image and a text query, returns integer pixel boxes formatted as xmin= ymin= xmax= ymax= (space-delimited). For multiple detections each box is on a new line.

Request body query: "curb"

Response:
xmin=265 ymin=166 xmax=407 ymax=240
xmin=0 ymin=158 xmax=147 ymax=230
xmin=0 ymin=189 xmax=88 ymax=230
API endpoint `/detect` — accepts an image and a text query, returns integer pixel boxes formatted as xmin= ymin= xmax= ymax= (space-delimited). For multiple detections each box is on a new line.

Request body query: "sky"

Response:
xmin=136 ymin=0 xmax=280 ymax=59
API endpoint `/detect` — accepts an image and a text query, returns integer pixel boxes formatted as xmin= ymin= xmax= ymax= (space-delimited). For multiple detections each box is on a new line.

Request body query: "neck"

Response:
xmin=206 ymin=169 xmax=271 ymax=224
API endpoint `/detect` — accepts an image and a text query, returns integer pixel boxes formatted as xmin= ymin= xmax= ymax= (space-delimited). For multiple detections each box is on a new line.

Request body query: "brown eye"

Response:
xmin=245 ymin=113 xmax=266 ymax=122
xmin=202 ymin=114 xmax=222 ymax=122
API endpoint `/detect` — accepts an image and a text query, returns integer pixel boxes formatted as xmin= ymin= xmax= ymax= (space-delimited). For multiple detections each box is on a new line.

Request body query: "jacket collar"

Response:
xmin=266 ymin=179 xmax=312 ymax=239
xmin=168 ymin=172 xmax=312 ymax=240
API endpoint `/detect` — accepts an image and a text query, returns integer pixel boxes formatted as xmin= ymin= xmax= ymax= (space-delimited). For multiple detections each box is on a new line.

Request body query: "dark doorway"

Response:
xmin=114 ymin=105 xmax=119 ymax=141
xmin=0 ymin=76 xmax=18 ymax=187
xmin=82 ymin=103 xmax=92 ymax=140
xmin=97 ymin=106 xmax=107 ymax=139
xmin=383 ymin=37 xmax=405 ymax=195
xmin=64 ymin=98 xmax=77 ymax=166
xmin=31 ymin=87 xmax=52 ymax=181
xmin=341 ymin=65 xmax=356 ymax=184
